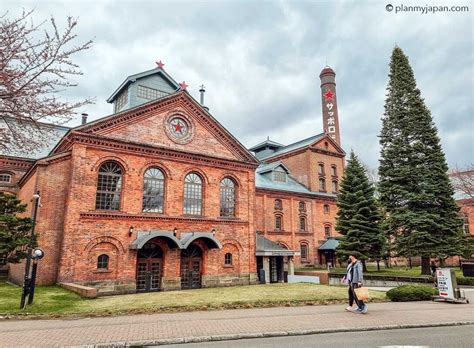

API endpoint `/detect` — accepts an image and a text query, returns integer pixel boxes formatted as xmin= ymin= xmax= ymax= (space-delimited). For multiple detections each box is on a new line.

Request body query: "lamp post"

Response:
xmin=20 ymin=191 xmax=41 ymax=309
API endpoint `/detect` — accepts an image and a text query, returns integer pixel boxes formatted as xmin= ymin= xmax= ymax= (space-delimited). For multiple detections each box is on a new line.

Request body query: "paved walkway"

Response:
xmin=0 ymin=301 xmax=472 ymax=347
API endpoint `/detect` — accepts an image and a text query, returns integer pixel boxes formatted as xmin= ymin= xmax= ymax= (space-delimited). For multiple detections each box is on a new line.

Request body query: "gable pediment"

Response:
xmin=60 ymin=92 xmax=257 ymax=164
xmin=311 ymin=134 xmax=345 ymax=154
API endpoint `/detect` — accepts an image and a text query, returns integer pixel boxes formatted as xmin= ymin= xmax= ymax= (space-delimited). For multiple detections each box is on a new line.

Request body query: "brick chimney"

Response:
xmin=319 ymin=66 xmax=341 ymax=146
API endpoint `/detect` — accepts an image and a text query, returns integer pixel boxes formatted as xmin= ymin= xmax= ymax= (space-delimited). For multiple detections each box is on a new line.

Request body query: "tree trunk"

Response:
xmin=376 ymin=260 xmax=380 ymax=271
xmin=421 ymin=256 xmax=431 ymax=275
xmin=408 ymin=257 xmax=412 ymax=269
xmin=361 ymin=259 xmax=368 ymax=272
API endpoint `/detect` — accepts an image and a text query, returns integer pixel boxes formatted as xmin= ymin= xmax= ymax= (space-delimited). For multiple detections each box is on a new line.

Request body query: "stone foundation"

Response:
xmin=161 ymin=277 xmax=181 ymax=291
xmin=202 ymin=273 xmax=258 ymax=288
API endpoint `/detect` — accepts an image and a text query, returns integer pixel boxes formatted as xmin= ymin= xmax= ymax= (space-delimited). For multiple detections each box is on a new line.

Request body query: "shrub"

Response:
xmin=386 ymin=284 xmax=438 ymax=302
xmin=457 ymin=276 xmax=474 ymax=286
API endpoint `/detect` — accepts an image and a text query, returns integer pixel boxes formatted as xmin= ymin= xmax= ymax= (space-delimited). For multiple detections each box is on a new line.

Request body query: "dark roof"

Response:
xmin=0 ymin=118 xmax=70 ymax=160
xmin=318 ymin=238 xmax=339 ymax=251
xmin=255 ymin=163 xmax=337 ymax=198
xmin=249 ymin=139 xmax=284 ymax=152
xmin=256 ymin=161 xmax=290 ymax=174
xmin=258 ymin=133 xmax=325 ymax=161
xmin=106 ymin=67 xmax=180 ymax=103
xmin=256 ymin=234 xmax=296 ymax=256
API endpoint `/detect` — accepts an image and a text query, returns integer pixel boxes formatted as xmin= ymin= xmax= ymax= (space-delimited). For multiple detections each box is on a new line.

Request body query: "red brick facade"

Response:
xmin=2 ymin=68 xmax=347 ymax=292
xmin=6 ymin=92 xmax=261 ymax=292
xmin=254 ymin=138 xmax=344 ymax=266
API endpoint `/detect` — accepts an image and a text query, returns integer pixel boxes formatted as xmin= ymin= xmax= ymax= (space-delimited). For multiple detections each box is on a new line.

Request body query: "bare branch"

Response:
xmin=0 ymin=9 xmax=93 ymax=153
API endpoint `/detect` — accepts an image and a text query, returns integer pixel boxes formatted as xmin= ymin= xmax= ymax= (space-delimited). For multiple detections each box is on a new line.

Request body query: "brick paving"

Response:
xmin=0 ymin=301 xmax=472 ymax=347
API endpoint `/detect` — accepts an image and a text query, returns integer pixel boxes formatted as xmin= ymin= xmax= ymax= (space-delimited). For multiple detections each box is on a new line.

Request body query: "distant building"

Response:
xmin=0 ymin=64 xmax=345 ymax=293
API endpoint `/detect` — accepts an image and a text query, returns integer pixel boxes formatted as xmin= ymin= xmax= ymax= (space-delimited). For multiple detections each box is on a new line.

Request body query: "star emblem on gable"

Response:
xmin=174 ymin=121 xmax=184 ymax=133
xmin=179 ymin=81 xmax=188 ymax=90
xmin=324 ymin=90 xmax=334 ymax=100
xmin=156 ymin=60 xmax=165 ymax=69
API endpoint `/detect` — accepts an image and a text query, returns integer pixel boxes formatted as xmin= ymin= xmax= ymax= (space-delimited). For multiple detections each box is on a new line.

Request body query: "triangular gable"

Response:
xmin=311 ymin=133 xmax=346 ymax=155
xmin=256 ymin=161 xmax=290 ymax=174
xmin=53 ymin=91 xmax=258 ymax=164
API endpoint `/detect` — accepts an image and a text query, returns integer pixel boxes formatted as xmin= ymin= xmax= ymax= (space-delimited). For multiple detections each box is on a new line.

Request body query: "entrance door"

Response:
xmin=136 ymin=241 xmax=163 ymax=292
xmin=180 ymin=244 xmax=202 ymax=289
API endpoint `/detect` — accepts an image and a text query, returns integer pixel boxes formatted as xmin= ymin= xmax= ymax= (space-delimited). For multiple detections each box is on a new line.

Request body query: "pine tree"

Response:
xmin=0 ymin=193 xmax=33 ymax=265
xmin=378 ymin=47 xmax=468 ymax=275
xmin=335 ymin=151 xmax=385 ymax=271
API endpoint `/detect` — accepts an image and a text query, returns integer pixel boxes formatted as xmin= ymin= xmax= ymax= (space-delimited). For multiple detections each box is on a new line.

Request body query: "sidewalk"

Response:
xmin=0 ymin=301 xmax=472 ymax=347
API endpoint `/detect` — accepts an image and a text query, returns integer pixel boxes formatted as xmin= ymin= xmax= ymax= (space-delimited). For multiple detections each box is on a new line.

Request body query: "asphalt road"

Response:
xmin=158 ymin=325 xmax=474 ymax=348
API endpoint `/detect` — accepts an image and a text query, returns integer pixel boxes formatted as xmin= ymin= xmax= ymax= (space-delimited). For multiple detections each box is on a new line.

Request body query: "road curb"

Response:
xmin=90 ymin=321 xmax=474 ymax=347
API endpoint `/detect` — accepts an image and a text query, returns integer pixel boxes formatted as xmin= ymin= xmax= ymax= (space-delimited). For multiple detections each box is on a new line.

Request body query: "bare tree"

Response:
xmin=450 ymin=165 xmax=474 ymax=199
xmin=0 ymin=9 xmax=93 ymax=154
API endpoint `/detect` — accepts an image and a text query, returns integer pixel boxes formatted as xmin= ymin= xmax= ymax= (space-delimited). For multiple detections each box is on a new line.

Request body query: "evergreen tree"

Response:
xmin=336 ymin=151 xmax=385 ymax=271
xmin=378 ymin=47 xmax=468 ymax=275
xmin=0 ymin=193 xmax=33 ymax=265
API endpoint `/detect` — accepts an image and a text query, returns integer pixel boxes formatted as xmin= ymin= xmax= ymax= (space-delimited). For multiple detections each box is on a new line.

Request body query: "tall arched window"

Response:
xmin=143 ymin=167 xmax=165 ymax=213
xmin=220 ymin=177 xmax=236 ymax=217
xmin=332 ymin=180 xmax=338 ymax=193
xmin=97 ymin=254 xmax=109 ymax=270
xmin=318 ymin=163 xmax=325 ymax=175
xmin=299 ymin=217 xmax=307 ymax=231
xmin=300 ymin=243 xmax=308 ymax=261
xmin=299 ymin=201 xmax=306 ymax=212
xmin=275 ymin=215 xmax=282 ymax=231
xmin=274 ymin=199 xmax=283 ymax=210
xmin=319 ymin=178 xmax=326 ymax=192
xmin=184 ymin=172 xmax=203 ymax=215
xmin=96 ymin=161 xmax=123 ymax=210
xmin=224 ymin=253 xmax=233 ymax=265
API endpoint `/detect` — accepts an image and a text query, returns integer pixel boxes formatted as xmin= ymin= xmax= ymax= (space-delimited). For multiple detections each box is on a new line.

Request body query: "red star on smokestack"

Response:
xmin=156 ymin=60 xmax=165 ymax=69
xmin=323 ymin=90 xmax=334 ymax=100
xmin=179 ymin=81 xmax=188 ymax=90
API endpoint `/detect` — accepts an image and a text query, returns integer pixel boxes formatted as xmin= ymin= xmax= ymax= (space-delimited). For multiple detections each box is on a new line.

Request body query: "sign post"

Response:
xmin=433 ymin=268 xmax=468 ymax=304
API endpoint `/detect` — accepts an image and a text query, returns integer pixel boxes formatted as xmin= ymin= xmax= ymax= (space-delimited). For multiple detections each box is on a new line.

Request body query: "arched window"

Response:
xmin=224 ymin=253 xmax=233 ymax=265
xmin=318 ymin=163 xmax=325 ymax=175
xmin=97 ymin=254 xmax=109 ymax=270
xmin=319 ymin=178 xmax=326 ymax=191
xmin=324 ymin=225 xmax=331 ymax=238
xmin=299 ymin=217 xmax=307 ymax=231
xmin=331 ymin=165 xmax=337 ymax=176
xmin=220 ymin=177 xmax=236 ymax=217
xmin=143 ymin=167 xmax=165 ymax=213
xmin=323 ymin=204 xmax=330 ymax=214
xmin=462 ymin=214 xmax=470 ymax=235
xmin=300 ymin=243 xmax=308 ymax=261
xmin=274 ymin=199 xmax=282 ymax=210
xmin=0 ymin=173 xmax=12 ymax=183
xmin=275 ymin=215 xmax=282 ymax=231
xmin=96 ymin=161 xmax=123 ymax=210
xmin=184 ymin=172 xmax=203 ymax=215
xmin=332 ymin=180 xmax=338 ymax=192
xmin=299 ymin=201 xmax=306 ymax=212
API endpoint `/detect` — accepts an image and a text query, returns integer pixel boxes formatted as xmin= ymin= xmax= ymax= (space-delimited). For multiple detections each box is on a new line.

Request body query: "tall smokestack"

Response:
xmin=81 ymin=113 xmax=88 ymax=125
xmin=319 ymin=66 xmax=341 ymax=146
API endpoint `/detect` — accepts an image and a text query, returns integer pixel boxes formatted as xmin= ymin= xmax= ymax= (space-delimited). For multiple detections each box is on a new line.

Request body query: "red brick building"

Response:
xmin=1 ymin=65 xmax=344 ymax=293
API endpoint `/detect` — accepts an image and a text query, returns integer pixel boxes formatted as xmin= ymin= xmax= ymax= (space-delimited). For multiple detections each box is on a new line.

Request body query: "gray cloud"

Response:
xmin=6 ymin=0 xmax=473 ymax=169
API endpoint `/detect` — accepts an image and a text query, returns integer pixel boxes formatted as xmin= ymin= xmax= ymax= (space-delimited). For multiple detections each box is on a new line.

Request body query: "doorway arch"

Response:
xmin=180 ymin=244 xmax=202 ymax=289
xmin=136 ymin=240 xmax=163 ymax=292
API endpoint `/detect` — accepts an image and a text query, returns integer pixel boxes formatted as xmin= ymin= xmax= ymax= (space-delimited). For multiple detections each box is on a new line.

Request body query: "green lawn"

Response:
xmin=0 ymin=282 xmax=387 ymax=318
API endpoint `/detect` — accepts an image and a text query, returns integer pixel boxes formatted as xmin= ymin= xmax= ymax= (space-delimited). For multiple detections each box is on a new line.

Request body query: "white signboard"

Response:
xmin=437 ymin=268 xmax=455 ymax=299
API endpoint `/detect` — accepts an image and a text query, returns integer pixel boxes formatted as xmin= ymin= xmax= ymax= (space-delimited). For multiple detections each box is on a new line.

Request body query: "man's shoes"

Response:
xmin=355 ymin=307 xmax=363 ymax=313
xmin=345 ymin=306 xmax=353 ymax=312
xmin=362 ymin=304 xmax=368 ymax=314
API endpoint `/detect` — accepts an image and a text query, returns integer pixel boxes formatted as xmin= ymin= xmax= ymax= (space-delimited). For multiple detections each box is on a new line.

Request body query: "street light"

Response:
xmin=20 ymin=191 xmax=41 ymax=309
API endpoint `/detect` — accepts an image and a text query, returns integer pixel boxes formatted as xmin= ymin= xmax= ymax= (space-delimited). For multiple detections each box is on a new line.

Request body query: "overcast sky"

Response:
xmin=6 ymin=0 xmax=473 ymax=169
